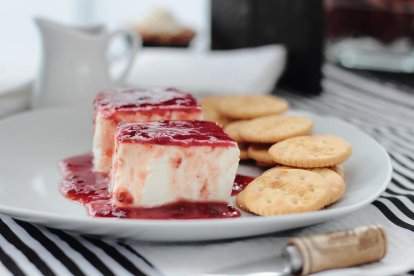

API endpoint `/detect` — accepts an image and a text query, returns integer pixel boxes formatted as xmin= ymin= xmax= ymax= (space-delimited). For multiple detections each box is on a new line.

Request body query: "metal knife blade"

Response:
xmin=206 ymin=254 xmax=291 ymax=276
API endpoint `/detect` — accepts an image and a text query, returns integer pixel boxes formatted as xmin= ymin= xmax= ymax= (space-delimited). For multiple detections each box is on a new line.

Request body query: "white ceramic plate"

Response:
xmin=0 ymin=106 xmax=392 ymax=242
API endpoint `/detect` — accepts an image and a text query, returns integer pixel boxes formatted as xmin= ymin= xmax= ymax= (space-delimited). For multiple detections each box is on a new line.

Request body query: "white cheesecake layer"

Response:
xmin=92 ymin=110 xmax=203 ymax=173
xmin=111 ymin=143 xmax=240 ymax=207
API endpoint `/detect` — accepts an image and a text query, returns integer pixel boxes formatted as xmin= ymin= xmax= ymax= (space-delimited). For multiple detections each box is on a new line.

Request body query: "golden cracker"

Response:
xmin=329 ymin=165 xmax=345 ymax=180
xmin=200 ymin=96 xmax=232 ymax=126
xmin=269 ymin=135 xmax=352 ymax=168
xmin=218 ymin=95 xmax=289 ymax=119
xmin=224 ymin=120 xmax=250 ymax=142
xmin=309 ymin=168 xmax=346 ymax=205
xmin=240 ymin=115 xmax=313 ymax=143
xmin=262 ymin=166 xmax=345 ymax=205
xmin=237 ymin=168 xmax=332 ymax=216
xmin=237 ymin=143 xmax=250 ymax=160
xmin=255 ymin=161 xmax=275 ymax=167
xmin=235 ymin=190 xmax=249 ymax=212
xmin=248 ymin=144 xmax=277 ymax=165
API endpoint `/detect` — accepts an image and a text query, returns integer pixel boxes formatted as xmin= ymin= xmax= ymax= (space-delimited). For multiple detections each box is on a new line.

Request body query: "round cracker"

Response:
xmin=237 ymin=168 xmax=332 ymax=216
xmin=239 ymin=115 xmax=313 ymax=143
xmin=236 ymin=190 xmax=249 ymax=212
xmin=262 ymin=165 xmax=296 ymax=176
xmin=269 ymin=135 xmax=352 ymax=168
xmin=238 ymin=143 xmax=250 ymax=160
xmin=261 ymin=167 xmax=345 ymax=205
xmin=329 ymin=165 xmax=345 ymax=180
xmin=248 ymin=144 xmax=276 ymax=164
xmin=224 ymin=120 xmax=250 ymax=142
xmin=255 ymin=161 xmax=275 ymax=167
xmin=200 ymin=96 xmax=232 ymax=126
xmin=218 ymin=95 xmax=289 ymax=119
xmin=240 ymin=149 xmax=249 ymax=160
xmin=309 ymin=168 xmax=345 ymax=205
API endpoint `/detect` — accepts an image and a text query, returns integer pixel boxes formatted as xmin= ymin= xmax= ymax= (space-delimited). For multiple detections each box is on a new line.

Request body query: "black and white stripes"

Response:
xmin=0 ymin=65 xmax=413 ymax=275
xmin=0 ymin=215 xmax=159 ymax=275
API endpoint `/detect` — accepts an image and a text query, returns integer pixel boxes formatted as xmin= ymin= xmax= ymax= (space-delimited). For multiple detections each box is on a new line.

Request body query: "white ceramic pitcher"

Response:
xmin=32 ymin=18 xmax=140 ymax=108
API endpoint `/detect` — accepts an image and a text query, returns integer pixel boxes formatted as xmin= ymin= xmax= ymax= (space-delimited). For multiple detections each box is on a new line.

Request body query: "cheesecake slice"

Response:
xmin=93 ymin=88 xmax=202 ymax=173
xmin=111 ymin=120 xmax=240 ymax=208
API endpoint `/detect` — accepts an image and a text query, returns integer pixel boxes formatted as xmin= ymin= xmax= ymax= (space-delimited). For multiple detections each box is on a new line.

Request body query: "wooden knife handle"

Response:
xmin=288 ymin=225 xmax=387 ymax=275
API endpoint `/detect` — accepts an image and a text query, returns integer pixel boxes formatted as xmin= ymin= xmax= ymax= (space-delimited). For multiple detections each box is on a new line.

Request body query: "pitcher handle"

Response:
xmin=108 ymin=29 xmax=141 ymax=84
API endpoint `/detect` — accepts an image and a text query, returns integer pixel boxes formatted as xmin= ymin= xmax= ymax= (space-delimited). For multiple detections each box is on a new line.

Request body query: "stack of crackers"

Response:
xmin=201 ymin=95 xmax=352 ymax=217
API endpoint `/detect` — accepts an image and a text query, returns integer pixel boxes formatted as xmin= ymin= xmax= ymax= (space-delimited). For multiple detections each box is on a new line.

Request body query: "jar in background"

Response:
xmin=325 ymin=0 xmax=414 ymax=72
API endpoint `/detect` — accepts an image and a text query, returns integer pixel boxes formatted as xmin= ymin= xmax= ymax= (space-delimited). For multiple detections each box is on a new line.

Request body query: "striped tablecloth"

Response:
xmin=1 ymin=64 xmax=414 ymax=276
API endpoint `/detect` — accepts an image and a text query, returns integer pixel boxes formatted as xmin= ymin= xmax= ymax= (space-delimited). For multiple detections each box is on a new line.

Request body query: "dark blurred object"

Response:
xmin=350 ymin=68 xmax=414 ymax=92
xmin=139 ymin=29 xmax=195 ymax=48
xmin=326 ymin=0 xmax=414 ymax=44
xmin=211 ymin=0 xmax=324 ymax=95
xmin=325 ymin=0 xmax=414 ymax=73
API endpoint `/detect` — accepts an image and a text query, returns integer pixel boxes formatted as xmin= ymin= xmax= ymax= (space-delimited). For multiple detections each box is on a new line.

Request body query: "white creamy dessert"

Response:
xmin=92 ymin=88 xmax=202 ymax=173
xmin=111 ymin=121 xmax=240 ymax=208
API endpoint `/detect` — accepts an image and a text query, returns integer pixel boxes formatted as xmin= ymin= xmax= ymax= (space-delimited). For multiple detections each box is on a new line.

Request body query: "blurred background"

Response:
xmin=1 ymin=0 xmax=414 ymax=117
xmin=0 ymin=0 xmax=210 ymax=56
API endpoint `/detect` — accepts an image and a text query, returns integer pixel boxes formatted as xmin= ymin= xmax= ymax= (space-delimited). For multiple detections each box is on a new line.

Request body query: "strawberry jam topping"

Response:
xmin=94 ymin=88 xmax=201 ymax=118
xmin=116 ymin=120 xmax=237 ymax=147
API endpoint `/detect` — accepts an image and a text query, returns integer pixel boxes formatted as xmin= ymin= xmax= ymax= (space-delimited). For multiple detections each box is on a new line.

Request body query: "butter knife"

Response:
xmin=209 ymin=225 xmax=387 ymax=276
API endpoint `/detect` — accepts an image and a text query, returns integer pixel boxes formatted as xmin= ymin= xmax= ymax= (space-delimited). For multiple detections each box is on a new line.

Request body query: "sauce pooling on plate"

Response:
xmin=60 ymin=154 xmax=254 ymax=219
xmin=232 ymin=174 xmax=255 ymax=196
